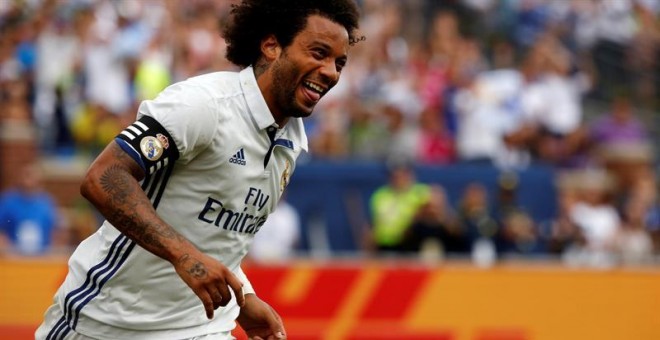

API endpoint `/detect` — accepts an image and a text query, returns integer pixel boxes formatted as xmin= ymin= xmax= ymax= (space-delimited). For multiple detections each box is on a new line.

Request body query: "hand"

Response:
xmin=174 ymin=251 xmax=245 ymax=319
xmin=237 ymin=294 xmax=286 ymax=340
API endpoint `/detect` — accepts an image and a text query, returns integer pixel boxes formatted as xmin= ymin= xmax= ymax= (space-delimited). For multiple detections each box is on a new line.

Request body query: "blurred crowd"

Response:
xmin=0 ymin=0 xmax=659 ymax=265
xmin=366 ymin=162 xmax=660 ymax=268
xmin=0 ymin=0 xmax=237 ymax=156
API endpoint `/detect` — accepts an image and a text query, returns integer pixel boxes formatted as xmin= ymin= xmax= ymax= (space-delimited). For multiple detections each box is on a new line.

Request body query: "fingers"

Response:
xmin=209 ymin=288 xmax=223 ymax=309
xmin=215 ymin=267 xmax=246 ymax=307
xmin=270 ymin=305 xmax=283 ymax=324
xmin=198 ymin=290 xmax=214 ymax=319
xmin=267 ymin=307 xmax=286 ymax=339
xmin=217 ymin=281 xmax=232 ymax=307
xmin=181 ymin=256 xmax=246 ymax=318
xmin=235 ymin=285 xmax=245 ymax=307
xmin=226 ymin=271 xmax=246 ymax=307
xmin=200 ymin=270 xmax=244 ymax=319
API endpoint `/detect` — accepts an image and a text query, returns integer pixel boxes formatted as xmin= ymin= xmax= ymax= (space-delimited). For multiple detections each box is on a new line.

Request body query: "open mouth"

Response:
xmin=301 ymin=80 xmax=327 ymax=103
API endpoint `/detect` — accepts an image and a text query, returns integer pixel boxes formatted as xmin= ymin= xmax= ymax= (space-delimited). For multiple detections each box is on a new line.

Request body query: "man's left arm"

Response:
xmin=236 ymin=266 xmax=286 ymax=339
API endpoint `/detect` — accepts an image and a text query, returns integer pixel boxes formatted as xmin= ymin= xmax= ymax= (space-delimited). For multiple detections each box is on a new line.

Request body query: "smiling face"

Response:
xmin=260 ymin=15 xmax=350 ymax=125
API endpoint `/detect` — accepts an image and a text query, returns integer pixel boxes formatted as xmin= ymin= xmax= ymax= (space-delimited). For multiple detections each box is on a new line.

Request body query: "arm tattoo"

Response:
xmin=100 ymin=164 xmax=133 ymax=202
xmin=178 ymin=254 xmax=208 ymax=279
xmin=98 ymin=144 xmax=184 ymax=253
xmin=188 ymin=262 xmax=207 ymax=279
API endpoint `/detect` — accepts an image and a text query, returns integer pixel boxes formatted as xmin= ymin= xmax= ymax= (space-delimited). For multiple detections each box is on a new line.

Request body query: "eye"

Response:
xmin=311 ymin=49 xmax=327 ymax=60
xmin=336 ymin=59 xmax=347 ymax=73
xmin=335 ymin=62 xmax=345 ymax=73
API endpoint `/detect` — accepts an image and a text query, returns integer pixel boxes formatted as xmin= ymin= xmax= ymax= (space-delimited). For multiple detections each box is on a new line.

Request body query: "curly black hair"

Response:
xmin=222 ymin=0 xmax=362 ymax=68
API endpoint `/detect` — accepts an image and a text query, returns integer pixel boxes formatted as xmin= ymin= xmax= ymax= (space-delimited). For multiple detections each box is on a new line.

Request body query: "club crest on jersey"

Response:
xmin=280 ymin=159 xmax=291 ymax=193
xmin=140 ymin=136 xmax=164 ymax=161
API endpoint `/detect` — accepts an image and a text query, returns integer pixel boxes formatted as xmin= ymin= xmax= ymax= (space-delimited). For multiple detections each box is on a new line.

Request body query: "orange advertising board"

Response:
xmin=1 ymin=258 xmax=659 ymax=340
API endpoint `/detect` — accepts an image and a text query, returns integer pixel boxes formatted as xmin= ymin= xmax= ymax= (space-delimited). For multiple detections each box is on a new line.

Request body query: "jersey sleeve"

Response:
xmin=115 ymin=82 xmax=219 ymax=171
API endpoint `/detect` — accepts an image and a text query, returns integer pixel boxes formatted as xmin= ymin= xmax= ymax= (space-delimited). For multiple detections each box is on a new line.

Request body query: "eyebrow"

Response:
xmin=310 ymin=41 xmax=348 ymax=59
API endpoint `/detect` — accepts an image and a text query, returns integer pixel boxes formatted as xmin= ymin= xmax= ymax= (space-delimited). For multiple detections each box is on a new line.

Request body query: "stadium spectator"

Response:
xmin=347 ymin=101 xmax=390 ymax=160
xmin=33 ymin=2 xmax=85 ymax=154
xmin=579 ymin=0 xmax=639 ymax=100
xmin=133 ymin=29 xmax=172 ymax=102
xmin=0 ymin=63 xmax=30 ymax=122
xmin=452 ymin=67 xmax=531 ymax=169
xmin=379 ymin=84 xmax=423 ymax=163
xmin=456 ymin=182 xmax=499 ymax=260
xmin=309 ymin=99 xmax=351 ymax=159
xmin=539 ymin=186 xmax=585 ymax=256
xmin=589 ymin=93 xmax=655 ymax=199
xmin=367 ymin=161 xmax=430 ymax=254
xmin=416 ymin=107 xmax=455 ymax=165
xmin=590 ymin=94 xmax=651 ymax=149
xmin=405 ymin=184 xmax=466 ymax=257
xmin=496 ymin=210 xmax=543 ymax=256
xmin=418 ymin=9 xmax=461 ymax=117
xmin=0 ymin=162 xmax=62 ymax=255
xmin=626 ymin=175 xmax=660 ymax=255
xmin=176 ymin=1 xmax=231 ymax=79
xmin=518 ymin=33 xmax=590 ymax=167
xmin=627 ymin=0 xmax=660 ymax=108
xmin=493 ymin=172 xmax=545 ymax=255
xmin=567 ymin=169 xmax=621 ymax=267
xmin=615 ymin=191 xmax=654 ymax=265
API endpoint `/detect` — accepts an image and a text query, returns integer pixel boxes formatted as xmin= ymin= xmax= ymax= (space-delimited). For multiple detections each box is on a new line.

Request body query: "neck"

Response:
xmin=253 ymin=64 xmax=289 ymax=126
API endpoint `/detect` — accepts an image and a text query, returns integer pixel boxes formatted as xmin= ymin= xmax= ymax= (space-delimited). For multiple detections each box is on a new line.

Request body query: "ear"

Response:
xmin=260 ymin=35 xmax=281 ymax=62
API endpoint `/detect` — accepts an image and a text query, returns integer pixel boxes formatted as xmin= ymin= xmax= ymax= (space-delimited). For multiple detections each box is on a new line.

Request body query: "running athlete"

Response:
xmin=36 ymin=1 xmax=362 ymax=339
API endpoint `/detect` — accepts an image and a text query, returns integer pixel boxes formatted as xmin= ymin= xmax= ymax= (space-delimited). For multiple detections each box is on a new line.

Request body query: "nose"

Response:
xmin=319 ymin=60 xmax=340 ymax=84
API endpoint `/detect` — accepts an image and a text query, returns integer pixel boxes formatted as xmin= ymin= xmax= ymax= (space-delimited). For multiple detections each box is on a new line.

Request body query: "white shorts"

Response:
xmin=35 ymin=303 xmax=235 ymax=340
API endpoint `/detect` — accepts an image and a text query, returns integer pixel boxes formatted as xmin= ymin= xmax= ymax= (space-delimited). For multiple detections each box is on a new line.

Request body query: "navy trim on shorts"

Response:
xmin=46 ymin=316 xmax=69 ymax=340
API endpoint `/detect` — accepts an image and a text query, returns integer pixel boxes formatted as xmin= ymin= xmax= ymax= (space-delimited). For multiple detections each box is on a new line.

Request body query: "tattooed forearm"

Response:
xmin=96 ymin=150 xmax=183 ymax=256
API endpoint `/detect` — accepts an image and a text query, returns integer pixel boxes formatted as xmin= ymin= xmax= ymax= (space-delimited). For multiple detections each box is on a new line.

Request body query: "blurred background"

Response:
xmin=0 ymin=0 xmax=659 ymax=339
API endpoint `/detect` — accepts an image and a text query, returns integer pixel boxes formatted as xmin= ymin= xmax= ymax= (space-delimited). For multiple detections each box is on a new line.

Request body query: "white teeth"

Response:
xmin=304 ymin=81 xmax=324 ymax=94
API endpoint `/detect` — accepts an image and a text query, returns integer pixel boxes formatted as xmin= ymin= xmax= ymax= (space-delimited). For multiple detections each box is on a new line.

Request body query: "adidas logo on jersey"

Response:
xmin=229 ymin=148 xmax=246 ymax=166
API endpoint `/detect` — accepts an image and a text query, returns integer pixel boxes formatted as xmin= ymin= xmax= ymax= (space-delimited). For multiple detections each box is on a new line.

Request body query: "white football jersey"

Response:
xmin=44 ymin=67 xmax=307 ymax=339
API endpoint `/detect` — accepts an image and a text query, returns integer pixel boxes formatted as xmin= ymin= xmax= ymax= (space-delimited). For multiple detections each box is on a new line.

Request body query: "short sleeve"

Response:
xmin=116 ymin=82 xmax=219 ymax=170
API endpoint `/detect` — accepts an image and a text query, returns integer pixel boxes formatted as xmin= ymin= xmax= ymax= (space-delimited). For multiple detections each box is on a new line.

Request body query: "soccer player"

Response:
xmin=36 ymin=1 xmax=362 ymax=339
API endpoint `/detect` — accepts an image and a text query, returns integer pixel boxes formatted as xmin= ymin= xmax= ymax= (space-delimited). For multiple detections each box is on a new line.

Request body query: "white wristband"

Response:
xmin=236 ymin=265 xmax=255 ymax=295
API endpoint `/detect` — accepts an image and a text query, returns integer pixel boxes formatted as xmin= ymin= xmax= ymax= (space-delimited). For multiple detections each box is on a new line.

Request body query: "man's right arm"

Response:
xmin=80 ymin=141 xmax=244 ymax=318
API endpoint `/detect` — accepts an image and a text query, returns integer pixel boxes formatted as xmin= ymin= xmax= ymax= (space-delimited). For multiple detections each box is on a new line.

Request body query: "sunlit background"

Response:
xmin=1 ymin=0 xmax=659 ymax=339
